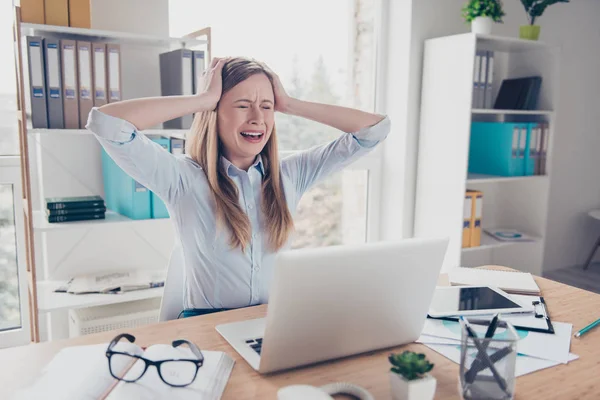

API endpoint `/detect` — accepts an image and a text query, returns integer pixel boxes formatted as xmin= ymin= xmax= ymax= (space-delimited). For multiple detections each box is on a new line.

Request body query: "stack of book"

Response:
xmin=45 ymin=195 xmax=106 ymax=223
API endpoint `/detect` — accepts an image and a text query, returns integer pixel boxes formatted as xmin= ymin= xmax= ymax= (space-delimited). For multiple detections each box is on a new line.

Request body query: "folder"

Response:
xmin=68 ymin=0 xmax=91 ymax=28
xmin=159 ymin=48 xmax=194 ymax=128
xmin=462 ymin=193 xmax=472 ymax=248
xmin=517 ymin=124 xmax=527 ymax=170
xmin=484 ymin=51 xmax=494 ymax=108
xmin=525 ymin=123 xmax=540 ymax=176
xmin=77 ymin=41 xmax=93 ymax=128
xmin=170 ymin=137 xmax=185 ymax=155
xmin=147 ymin=136 xmax=171 ymax=219
xmin=60 ymin=39 xmax=79 ymax=129
xmin=469 ymin=190 xmax=483 ymax=247
xmin=106 ymin=44 xmax=122 ymax=103
xmin=472 ymin=51 xmax=482 ymax=108
xmin=26 ymin=36 xmax=48 ymax=128
xmin=539 ymin=122 xmax=549 ymax=175
xmin=468 ymin=122 xmax=528 ymax=177
xmin=21 ymin=0 xmax=45 ymax=24
xmin=44 ymin=38 xmax=64 ymax=129
xmin=92 ymin=43 xmax=108 ymax=107
xmin=478 ymin=51 xmax=487 ymax=109
xmin=192 ymin=50 xmax=206 ymax=94
xmin=101 ymin=149 xmax=151 ymax=220
xmin=44 ymin=0 xmax=69 ymax=26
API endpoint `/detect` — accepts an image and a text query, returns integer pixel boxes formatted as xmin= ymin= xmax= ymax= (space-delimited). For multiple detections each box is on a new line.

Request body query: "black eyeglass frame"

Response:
xmin=105 ymin=333 xmax=205 ymax=388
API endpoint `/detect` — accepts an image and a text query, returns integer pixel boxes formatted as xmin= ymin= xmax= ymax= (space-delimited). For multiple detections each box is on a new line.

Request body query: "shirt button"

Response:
xmin=253 ymin=233 xmax=259 ymax=239
xmin=248 ymin=204 xmax=254 ymax=210
xmin=254 ymin=265 xmax=260 ymax=272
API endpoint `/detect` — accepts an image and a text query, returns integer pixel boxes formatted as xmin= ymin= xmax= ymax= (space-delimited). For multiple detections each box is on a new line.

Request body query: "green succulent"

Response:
xmin=388 ymin=351 xmax=434 ymax=381
xmin=462 ymin=0 xmax=506 ymax=23
xmin=520 ymin=0 xmax=570 ymax=25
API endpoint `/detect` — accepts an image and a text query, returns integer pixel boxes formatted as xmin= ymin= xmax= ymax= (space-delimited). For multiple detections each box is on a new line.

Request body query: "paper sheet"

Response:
xmin=421 ymin=318 xmax=573 ymax=364
xmin=423 ymin=343 xmax=579 ymax=377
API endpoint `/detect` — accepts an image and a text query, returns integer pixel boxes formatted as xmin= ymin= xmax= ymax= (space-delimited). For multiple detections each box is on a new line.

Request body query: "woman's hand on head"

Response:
xmin=196 ymin=57 xmax=227 ymax=110
xmin=263 ymin=65 xmax=292 ymax=113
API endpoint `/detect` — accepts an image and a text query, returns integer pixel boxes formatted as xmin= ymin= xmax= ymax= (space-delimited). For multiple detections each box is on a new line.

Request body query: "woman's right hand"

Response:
xmin=197 ymin=57 xmax=227 ymax=110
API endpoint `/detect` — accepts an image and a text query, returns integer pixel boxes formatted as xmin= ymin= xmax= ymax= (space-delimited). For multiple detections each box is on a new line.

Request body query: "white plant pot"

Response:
xmin=390 ymin=372 xmax=437 ymax=400
xmin=471 ymin=16 xmax=493 ymax=35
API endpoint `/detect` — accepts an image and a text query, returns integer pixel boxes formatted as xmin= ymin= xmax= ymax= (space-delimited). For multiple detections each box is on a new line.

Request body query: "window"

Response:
xmin=0 ymin=2 xmax=30 ymax=348
xmin=0 ymin=157 xmax=30 ymax=348
xmin=169 ymin=0 xmax=382 ymax=247
xmin=0 ymin=1 xmax=19 ymax=156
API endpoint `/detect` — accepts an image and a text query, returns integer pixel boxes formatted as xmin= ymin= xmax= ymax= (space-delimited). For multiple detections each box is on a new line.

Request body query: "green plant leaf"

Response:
xmin=462 ymin=0 xmax=506 ymax=23
xmin=520 ymin=0 xmax=569 ymax=25
xmin=388 ymin=351 xmax=435 ymax=381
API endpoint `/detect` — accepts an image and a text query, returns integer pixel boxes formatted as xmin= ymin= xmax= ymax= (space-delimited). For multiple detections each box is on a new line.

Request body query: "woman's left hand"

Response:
xmin=264 ymin=65 xmax=292 ymax=113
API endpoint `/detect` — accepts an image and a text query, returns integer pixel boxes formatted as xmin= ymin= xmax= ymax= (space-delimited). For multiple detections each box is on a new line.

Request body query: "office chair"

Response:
xmin=158 ymin=243 xmax=185 ymax=321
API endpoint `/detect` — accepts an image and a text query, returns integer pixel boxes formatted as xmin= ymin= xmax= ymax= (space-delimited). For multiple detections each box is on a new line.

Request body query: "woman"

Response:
xmin=86 ymin=56 xmax=390 ymax=318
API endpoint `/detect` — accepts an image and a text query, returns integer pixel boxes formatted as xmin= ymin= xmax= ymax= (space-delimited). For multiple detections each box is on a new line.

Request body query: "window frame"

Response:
xmin=0 ymin=156 xmax=31 ymax=348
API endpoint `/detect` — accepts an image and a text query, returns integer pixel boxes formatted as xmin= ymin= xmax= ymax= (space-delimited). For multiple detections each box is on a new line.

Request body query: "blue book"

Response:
xmin=101 ymin=149 xmax=151 ymax=220
xmin=468 ymin=122 xmax=531 ymax=177
xmin=148 ymin=136 xmax=171 ymax=219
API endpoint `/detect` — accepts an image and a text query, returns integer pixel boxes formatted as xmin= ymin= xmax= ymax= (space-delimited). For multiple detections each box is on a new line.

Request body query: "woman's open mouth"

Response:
xmin=240 ymin=131 xmax=264 ymax=143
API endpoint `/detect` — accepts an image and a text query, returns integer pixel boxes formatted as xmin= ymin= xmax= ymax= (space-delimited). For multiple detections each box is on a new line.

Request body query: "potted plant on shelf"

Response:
xmin=389 ymin=351 xmax=436 ymax=400
xmin=462 ymin=0 xmax=505 ymax=35
xmin=519 ymin=0 xmax=569 ymax=40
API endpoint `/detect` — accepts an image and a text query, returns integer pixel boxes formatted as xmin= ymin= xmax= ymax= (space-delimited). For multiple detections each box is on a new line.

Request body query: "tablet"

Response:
xmin=428 ymin=286 xmax=534 ymax=317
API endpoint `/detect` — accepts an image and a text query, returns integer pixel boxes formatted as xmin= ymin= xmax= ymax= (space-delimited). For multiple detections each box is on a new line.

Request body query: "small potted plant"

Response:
xmin=388 ymin=351 xmax=436 ymax=400
xmin=462 ymin=0 xmax=505 ymax=35
xmin=519 ymin=0 xmax=570 ymax=40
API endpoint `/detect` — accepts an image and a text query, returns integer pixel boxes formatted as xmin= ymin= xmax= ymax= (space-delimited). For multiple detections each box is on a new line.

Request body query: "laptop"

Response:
xmin=216 ymin=237 xmax=449 ymax=374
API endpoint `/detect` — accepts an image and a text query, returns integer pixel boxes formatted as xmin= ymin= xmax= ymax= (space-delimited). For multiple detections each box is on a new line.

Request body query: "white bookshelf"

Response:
xmin=414 ymin=33 xmax=559 ymax=275
xmin=32 ymin=210 xmax=172 ymax=232
xmin=20 ymin=22 xmax=206 ymax=47
xmin=36 ymin=281 xmax=164 ymax=313
xmin=15 ymin=8 xmax=210 ymax=341
xmin=472 ymin=109 xmax=553 ymax=116
xmin=466 ymin=173 xmax=548 ymax=184
xmin=28 ymin=128 xmax=187 ymax=139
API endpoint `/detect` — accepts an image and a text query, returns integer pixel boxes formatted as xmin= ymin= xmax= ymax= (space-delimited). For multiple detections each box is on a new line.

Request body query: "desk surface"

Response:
xmin=2 ymin=268 xmax=600 ymax=399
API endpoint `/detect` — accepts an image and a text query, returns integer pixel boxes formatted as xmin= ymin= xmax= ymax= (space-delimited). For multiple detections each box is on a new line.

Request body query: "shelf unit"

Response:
xmin=36 ymin=281 xmax=164 ymax=313
xmin=12 ymin=5 xmax=211 ymax=342
xmin=414 ymin=33 xmax=559 ymax=275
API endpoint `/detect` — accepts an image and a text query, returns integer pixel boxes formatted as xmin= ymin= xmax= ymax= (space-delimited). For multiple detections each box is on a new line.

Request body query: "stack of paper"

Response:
xmin=417 ymin=317 xmax=578 ymax=377
xmin=448 ymin=267 xmax=541 ymax=295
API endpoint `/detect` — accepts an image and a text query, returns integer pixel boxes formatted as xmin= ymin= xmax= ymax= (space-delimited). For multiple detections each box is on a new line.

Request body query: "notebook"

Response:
xmin=448 ymin=267 xmax=541 ymax=296
xmin=12 ymin=342 xmax=234 ymax=400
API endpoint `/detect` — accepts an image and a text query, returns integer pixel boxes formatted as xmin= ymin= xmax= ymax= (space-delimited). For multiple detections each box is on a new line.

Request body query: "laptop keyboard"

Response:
xmin=245 ymin=337 xmax=263 ymax=355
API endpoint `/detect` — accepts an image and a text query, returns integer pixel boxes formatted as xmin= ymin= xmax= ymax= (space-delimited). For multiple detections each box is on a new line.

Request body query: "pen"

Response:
xmin=466 ymin=314 xmax=500 ymax=383
xmin=460 ymin=316 xmax=509 ymax=394
xmin=574 ymin=317 xmax=600 ymax=338
xmin=465 ymin=346 xmax=512 ymax=381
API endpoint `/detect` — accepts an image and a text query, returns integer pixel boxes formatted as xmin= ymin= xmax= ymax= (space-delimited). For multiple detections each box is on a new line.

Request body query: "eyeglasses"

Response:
xmin=105 ymin=333 xmax=204 ymax=387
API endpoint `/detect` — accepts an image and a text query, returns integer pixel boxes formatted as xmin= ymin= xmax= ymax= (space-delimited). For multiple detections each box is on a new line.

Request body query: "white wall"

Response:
xmin=381 ymin=0 xmax=600 ymax=273
xmin=91 ymin=0 xmax=169 ymax=36
xmin=482 ymin=0 xmax=600 ymax=271
xmin=379 ymin=0 xmax=467 ymax=240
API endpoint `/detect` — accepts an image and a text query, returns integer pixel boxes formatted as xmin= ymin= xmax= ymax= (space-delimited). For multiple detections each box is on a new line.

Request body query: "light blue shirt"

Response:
xmin=86 ymin=108 xmax=390 ymax=309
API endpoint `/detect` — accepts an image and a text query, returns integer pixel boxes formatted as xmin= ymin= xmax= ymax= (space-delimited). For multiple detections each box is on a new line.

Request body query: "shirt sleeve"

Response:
xmin=281 ymin=115 xmax=391 ymax=197
xmin=85 ymin=107 xmax=187 ymax=204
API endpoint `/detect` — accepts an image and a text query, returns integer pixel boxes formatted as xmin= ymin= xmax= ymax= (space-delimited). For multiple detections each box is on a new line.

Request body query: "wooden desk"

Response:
xmin=2 ymin=270 xmax=600 ymax=399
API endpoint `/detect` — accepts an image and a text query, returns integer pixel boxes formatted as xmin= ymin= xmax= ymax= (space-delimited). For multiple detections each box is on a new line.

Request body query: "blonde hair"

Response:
xmin=185 ymin=57 xmax=294 ymax=252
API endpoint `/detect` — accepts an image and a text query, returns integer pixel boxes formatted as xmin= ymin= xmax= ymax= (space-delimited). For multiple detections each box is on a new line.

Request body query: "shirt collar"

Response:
xmin=220 ymin=154 xmax=265 ymax=177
